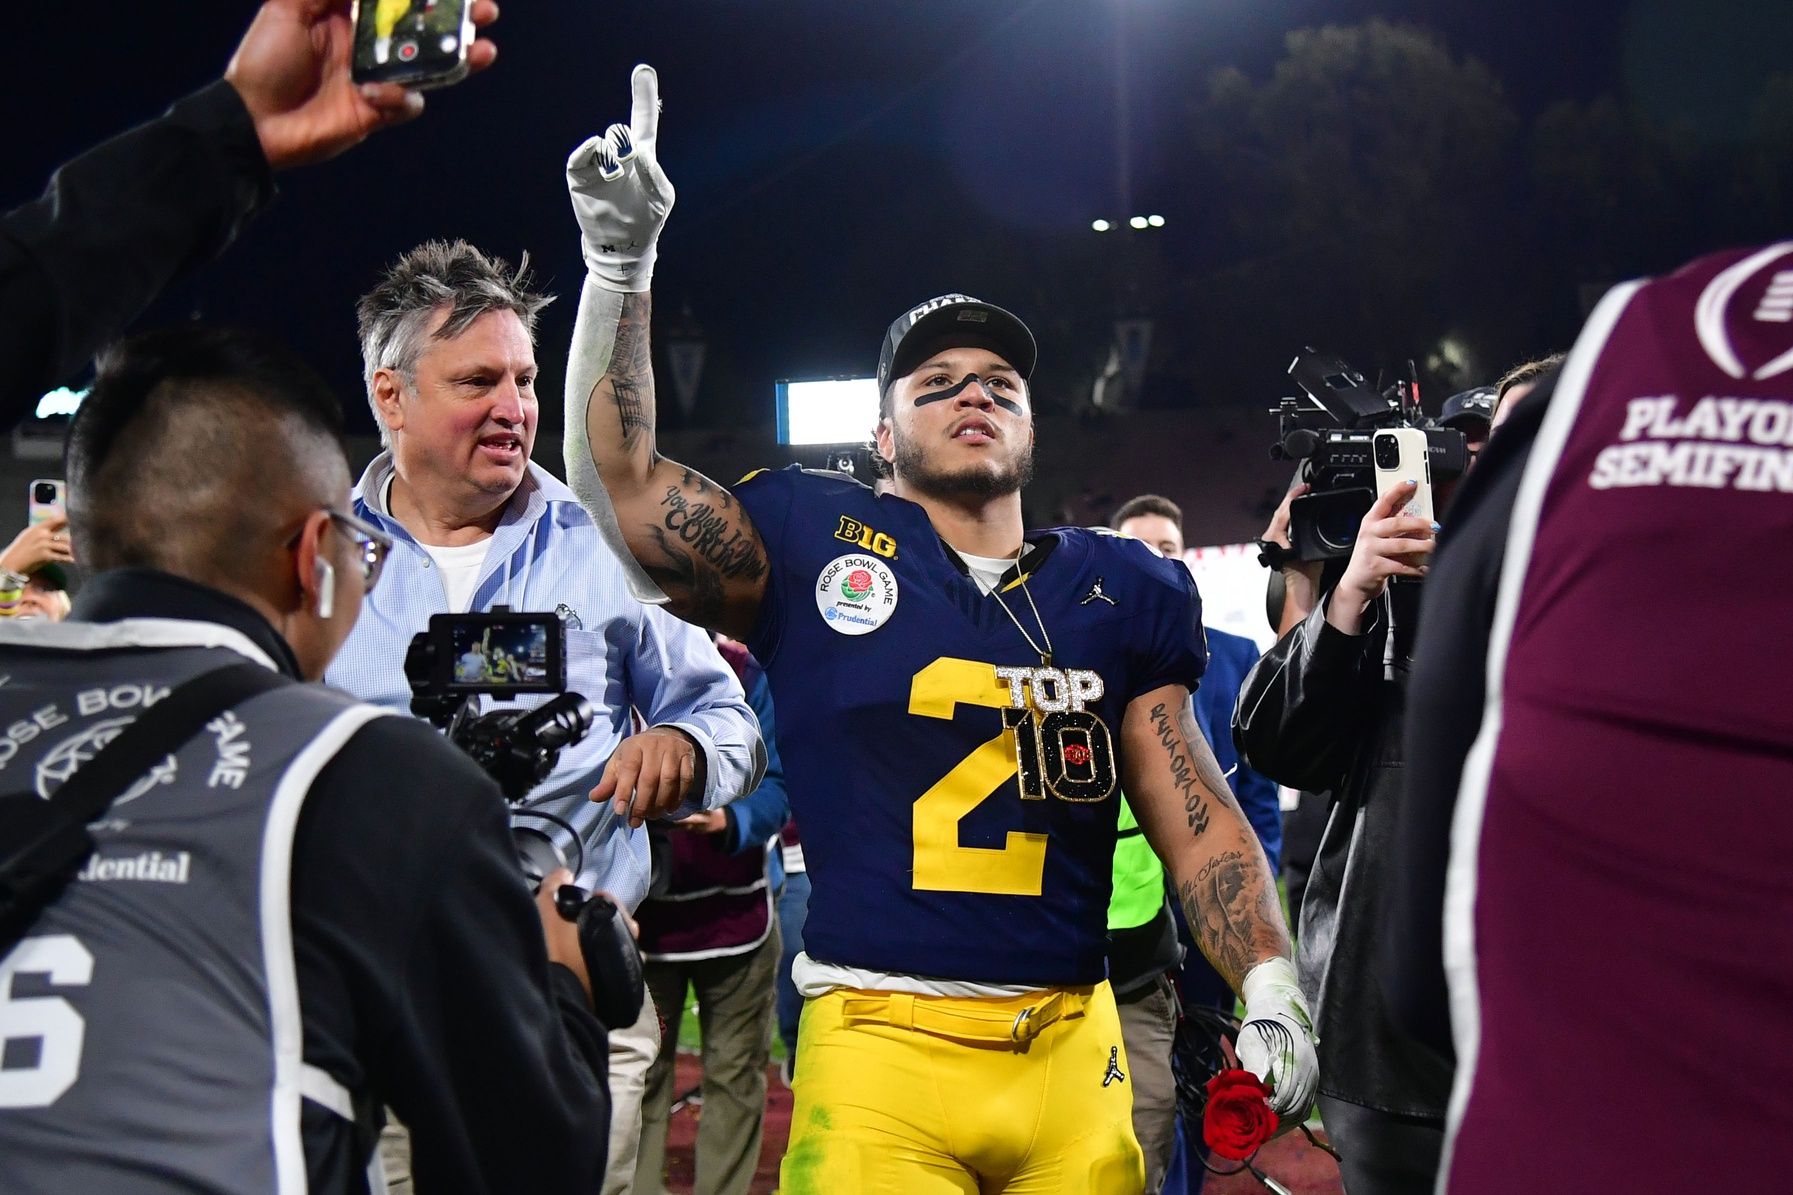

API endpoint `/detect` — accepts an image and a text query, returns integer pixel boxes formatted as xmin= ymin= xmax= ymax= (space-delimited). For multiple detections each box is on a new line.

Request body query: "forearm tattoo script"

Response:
xmin=1150 ymin=700 xmax=1288 ymax=987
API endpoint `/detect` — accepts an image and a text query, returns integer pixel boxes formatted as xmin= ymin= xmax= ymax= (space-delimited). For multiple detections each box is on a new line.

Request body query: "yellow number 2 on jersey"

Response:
xmin=908 ymin=657 xmax=1049 ymax=896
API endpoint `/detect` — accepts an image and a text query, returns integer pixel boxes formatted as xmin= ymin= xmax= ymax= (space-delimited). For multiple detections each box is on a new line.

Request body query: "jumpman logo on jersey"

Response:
xmin=1102 ymin=1046 xmax=1126 ymax=1087
xmin=1080 ymin=577 xmax=1117 ymax=607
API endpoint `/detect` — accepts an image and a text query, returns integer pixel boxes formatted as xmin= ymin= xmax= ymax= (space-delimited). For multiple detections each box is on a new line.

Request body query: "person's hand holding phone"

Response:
xmin=1 ymin=514 xmax=74 ymax=578
xmin=225 ymin=0 xmax=501 ymax=170
xmin=1325 ymin=482 xmax=1437 ymax=637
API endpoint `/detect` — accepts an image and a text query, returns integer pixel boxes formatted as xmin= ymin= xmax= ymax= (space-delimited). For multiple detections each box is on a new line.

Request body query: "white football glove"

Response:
xmin=1236 ymin=957 xmax=1320 ymax=1123
xmin=566 ymin=64 xmax=675 ymax=293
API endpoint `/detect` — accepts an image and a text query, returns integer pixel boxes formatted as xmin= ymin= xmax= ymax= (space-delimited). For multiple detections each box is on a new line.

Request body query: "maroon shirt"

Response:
xmin=1412 ymin=243 xmax=1793 ymax=1191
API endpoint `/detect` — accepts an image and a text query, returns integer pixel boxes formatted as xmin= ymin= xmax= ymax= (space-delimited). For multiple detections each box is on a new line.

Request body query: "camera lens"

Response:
xmin=32 ymin=482 xmax=57 ymax=504
xmin=1373 ymin=435 xmax=1399 ymax=470
xmin=1315 ymin=508 xmax=1361 ymax=554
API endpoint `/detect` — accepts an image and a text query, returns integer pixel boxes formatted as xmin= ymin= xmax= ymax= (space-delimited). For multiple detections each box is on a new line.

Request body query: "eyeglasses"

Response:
xmin=325 ymin=508 xmax=392 ymax=593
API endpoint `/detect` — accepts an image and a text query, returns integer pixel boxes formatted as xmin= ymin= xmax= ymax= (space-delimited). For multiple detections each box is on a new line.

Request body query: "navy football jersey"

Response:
xmin=735 ymin=466 xmax=1206 ymax=986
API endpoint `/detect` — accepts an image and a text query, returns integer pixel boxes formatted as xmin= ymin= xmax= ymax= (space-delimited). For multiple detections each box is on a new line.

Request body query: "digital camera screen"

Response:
xmin=436 ymin=614 xmax=563 ymax=694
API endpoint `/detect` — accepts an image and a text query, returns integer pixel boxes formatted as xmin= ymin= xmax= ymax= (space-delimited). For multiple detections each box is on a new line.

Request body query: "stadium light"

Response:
xmin=775 ymin=377 xmax=881 ymax=446
xmin=1128 ymin=215 xmax=1149 ymax=230
xmin=1147 ymin=214 xmax=1166 ymax=228
xmin=1092 ymin=218 xmax=1113 ymax=232
xmin=35 ymin=385 xmax=87 ymax=420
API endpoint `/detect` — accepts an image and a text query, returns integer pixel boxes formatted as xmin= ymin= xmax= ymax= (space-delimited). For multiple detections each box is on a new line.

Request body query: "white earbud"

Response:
xmin=313 ymin=559 xmax=335 ymax=620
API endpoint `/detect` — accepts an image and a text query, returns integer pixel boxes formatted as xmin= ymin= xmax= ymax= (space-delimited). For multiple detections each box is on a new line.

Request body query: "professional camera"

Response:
xmin=405 ymin=609 xmax=642 ymax=1029
xmin=405 ymin=610 xmax=591 ymax=800
xmin=1269 ymin=348 xmax=1470 ymax=562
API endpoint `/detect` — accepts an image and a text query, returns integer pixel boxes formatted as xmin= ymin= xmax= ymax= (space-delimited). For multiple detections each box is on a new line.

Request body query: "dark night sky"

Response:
xmin=11 ymin=0 xmax=1786 ymax=437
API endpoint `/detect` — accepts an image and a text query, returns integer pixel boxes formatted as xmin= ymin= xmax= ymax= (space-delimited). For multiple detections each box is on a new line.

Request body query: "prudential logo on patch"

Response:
xmin=815 ymin=553 xmax=899 ymax=636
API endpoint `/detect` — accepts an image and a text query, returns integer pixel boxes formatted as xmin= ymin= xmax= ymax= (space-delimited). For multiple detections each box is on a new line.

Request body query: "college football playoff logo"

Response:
xmin=1695 ymin=242 xmax=1793 ymax=382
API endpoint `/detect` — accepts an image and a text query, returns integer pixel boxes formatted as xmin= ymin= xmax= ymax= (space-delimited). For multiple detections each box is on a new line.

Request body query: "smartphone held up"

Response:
xmin=1372 ymin=429 xmax=1434 ymax=524
xmin=28 ymin=480 xmax=66 ymax=527
xmin=350 ymin=0 xmax=475 ymax=89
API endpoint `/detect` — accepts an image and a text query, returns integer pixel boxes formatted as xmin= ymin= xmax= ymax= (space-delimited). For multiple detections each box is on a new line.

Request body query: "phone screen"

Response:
xmin=351 ymin=0 xmax=472 ymax=89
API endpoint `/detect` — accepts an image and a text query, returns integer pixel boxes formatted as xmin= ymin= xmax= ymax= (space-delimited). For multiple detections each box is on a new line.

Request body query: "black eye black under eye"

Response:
xmin=913 ymin=373 xmax=1024 ymax=414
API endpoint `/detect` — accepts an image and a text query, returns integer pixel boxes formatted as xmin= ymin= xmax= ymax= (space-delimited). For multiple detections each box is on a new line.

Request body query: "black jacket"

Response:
xmin=70 ymin=570 xmax=611 ymax=1194
xmin=1234 ymin=590 xmax=1453 ymax=1119
xmin=1 ymin=81 xmax=272 ymax=417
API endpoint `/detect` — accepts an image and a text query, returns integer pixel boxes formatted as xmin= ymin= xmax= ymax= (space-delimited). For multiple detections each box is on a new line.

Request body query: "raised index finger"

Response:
xmin=630 ymin=64 xmax=660 ymax=146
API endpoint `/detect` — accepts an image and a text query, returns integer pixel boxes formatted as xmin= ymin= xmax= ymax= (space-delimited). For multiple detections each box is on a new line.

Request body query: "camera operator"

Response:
xmin=327 ymin=240 xmax=762 ymax=1195
xmin=0 ymin=0 xmax=499 ymax=418
xmin=1234 ymin=478 xmax=1451 ymax=1193
xmin=0 ymin=327 xmax=607 ymax=1193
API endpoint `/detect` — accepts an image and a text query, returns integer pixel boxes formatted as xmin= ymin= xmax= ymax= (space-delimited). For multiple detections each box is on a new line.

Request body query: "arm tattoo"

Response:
xmin=1149 ymin=700 xmax=1232 ymax=835
xmin=610 ymin=293 xmax=654 ymax=449
xmin=642 ymin=526 xmax=729 ymax=628
xmin=1150 ymin=700 xmax=1289 ymax=988
xmin=657 ymin=481 xmax=763 ymax=580
xmin=1178 ymin=849 xmax=1285 ymax=989
xmin=638 ymin=469 xmax=768 ymax=628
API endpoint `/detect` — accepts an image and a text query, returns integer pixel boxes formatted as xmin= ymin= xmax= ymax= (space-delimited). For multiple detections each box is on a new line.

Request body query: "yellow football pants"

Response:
xmin=780 ymin=983 xmax=1146 ymax=1194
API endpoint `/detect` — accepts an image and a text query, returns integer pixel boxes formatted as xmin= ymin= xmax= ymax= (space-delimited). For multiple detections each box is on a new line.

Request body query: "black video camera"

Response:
xmin=1270 ymin=348 xmax=1469 ymax=562
xmin=405 ymin=610 xmax=589 ymax=802
xmin=405 ymin=609 xmax=642 ymax=1029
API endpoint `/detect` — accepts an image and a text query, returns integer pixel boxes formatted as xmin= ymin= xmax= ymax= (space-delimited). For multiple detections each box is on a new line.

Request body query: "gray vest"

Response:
xmin=0 ymin=619 xmax=389 ymax=1194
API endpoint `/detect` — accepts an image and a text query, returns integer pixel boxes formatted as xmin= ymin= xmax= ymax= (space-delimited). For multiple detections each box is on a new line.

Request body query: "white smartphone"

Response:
xmin=28 ymin=479 xmax=66 ymax=526
xmin=1372 ymin=429 xmax=1434 ymax=523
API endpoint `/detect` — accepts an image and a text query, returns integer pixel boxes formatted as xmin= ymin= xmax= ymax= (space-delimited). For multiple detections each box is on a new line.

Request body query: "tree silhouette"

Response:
xmin=1169 ymin=20 xmax=1520 ymax=399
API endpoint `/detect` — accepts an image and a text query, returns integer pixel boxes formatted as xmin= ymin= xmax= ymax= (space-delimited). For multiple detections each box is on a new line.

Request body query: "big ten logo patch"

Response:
xmin=994 ymin=666 xmax=1116 ymax=803
xmin=834 ymin=515 xmax=897 ymax=559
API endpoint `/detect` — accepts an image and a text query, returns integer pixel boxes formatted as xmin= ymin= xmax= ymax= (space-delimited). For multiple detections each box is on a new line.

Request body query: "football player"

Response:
xmin=560 ymin=66 xmax=1319 ymax=1194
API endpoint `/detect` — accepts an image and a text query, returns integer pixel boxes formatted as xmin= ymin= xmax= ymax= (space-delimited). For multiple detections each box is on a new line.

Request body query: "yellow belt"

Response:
xmin=839 ymin=987 xmax=1093 ymax=1045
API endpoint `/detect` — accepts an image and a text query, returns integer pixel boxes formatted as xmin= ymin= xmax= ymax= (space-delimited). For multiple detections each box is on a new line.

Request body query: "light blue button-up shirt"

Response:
xmin=326 ymin=453 xmax=764 ymax=910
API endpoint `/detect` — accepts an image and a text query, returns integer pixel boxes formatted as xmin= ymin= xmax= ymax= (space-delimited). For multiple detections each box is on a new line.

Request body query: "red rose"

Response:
xmin=1202 ymin=1068 xmax=1279 ymax=1161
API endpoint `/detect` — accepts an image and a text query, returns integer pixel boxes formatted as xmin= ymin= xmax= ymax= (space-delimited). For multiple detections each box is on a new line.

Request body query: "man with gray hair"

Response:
xmin=327 ymin=239 xmax=763 ymax=1194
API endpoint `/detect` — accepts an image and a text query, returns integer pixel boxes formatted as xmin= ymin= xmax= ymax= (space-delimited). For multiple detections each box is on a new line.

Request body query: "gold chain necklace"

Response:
xmin=987 ymin=543 xmax=1054 ymax=668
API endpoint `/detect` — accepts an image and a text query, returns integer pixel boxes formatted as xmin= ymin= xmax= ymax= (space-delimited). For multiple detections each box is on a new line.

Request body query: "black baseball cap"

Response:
xmin=1440 ymin=386 xmax=1497 ymax=431
xmin=877 ymin=294 xmax=1038 ymax=395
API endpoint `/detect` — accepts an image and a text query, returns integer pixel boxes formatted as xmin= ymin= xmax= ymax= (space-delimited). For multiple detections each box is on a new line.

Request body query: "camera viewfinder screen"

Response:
xmin=441 ymin=616 xmax=561 ymax=693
